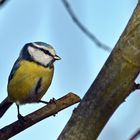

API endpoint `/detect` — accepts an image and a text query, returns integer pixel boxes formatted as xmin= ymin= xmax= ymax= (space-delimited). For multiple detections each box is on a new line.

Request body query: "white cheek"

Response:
xmin=39 ymin=52 xmax=52 ymax=65
xmin=28 ymin=46 xmax=35 ymax=55
xmin=28 ymin=46 xmax=53 ymax=66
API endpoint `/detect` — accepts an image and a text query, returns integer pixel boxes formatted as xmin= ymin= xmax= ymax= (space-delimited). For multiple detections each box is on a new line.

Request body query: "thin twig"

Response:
xmin=61 ymin=0 xmax=111 ymax=52
xmin=129 ymin=129 xmax=140 ymax=140
xmin=132 ymin=83 xmax=140 ymax=91
xmin=0 ymin=0 xmax=9 ymax=6
xmin=0 ymin=92 xmax=81 ymax=139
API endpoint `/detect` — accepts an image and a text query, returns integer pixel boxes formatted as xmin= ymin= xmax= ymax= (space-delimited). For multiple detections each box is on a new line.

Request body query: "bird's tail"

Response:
xmin=0 ymin=97 xmax=13 ymax=118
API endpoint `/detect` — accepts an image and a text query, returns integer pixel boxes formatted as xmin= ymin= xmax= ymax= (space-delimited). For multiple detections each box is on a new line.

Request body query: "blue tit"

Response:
xmin=0 ymin=42 xmax=61 ymax=121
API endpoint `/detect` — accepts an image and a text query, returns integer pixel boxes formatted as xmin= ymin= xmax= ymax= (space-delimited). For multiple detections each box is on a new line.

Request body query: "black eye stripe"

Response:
xmin=30 ymin=44 xmax=54 ymax=57
xmin=41 ymin=48 xmax=53 ymax=57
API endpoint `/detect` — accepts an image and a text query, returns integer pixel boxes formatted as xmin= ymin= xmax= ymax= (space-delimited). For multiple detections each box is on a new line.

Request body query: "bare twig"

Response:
xmin=132 ymin=83 xmax=140 ymax=91
xmin=129 ymin=129 xmax=140 ymax=140
xmin=0 ymin=0 xmax=9 ymax=6
xmin=61 ymin=0 xmax=111 ymax=52
xmin=0 ymin=92 xmax=81 ymax=139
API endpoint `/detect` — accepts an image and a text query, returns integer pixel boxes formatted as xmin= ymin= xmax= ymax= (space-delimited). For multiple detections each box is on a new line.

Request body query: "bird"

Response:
xmin=0 ymin=42 xmax=61 ymax=122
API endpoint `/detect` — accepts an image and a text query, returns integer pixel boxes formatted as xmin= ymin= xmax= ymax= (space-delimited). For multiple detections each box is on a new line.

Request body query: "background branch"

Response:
xmin=129 ymin=129 xmax=140 ymax=140
xmin=0 ymin=0 xmax=9 ymax=7
xmin=61 ymin=0 xmax=111 ymax=52
xmin=0 ymin=92 xmax=80 ymax=139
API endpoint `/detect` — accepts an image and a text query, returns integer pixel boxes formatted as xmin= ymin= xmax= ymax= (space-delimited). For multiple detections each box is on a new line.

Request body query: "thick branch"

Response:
xmin=0 ymin=93 xmax=80 ymax=139
xmin=58 ymin=2 xmax=140 ymax=140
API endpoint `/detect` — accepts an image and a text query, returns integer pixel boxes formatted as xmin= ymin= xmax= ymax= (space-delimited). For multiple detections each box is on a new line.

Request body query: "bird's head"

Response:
xmin=20 ymin=42 xmax=61 ymax=67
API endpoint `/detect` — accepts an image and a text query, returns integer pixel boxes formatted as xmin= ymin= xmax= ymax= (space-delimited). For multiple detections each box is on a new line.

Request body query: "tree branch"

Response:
xmin=0 ymin=0 xmax=9 ymax=6
xmin=61 ymin=0 xmax=111 ymax=52
xmin=133 ymin=83 xmax=140 ymax=90
xmin=129 ymin=129 xmax=140 ymax=140
xmin=0 ymin=92 xmax=80 ymax=139
xmin=58 ymin=2 xmax=140 ymax=140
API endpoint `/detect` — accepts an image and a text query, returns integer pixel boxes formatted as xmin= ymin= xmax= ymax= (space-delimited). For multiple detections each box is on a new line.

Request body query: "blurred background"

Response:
xmin=0 ymin=0 xmax=139 ymax=139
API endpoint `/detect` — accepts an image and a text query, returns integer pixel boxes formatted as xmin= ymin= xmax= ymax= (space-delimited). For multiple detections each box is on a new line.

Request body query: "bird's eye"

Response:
xmin=43 ymin=49 xmax=52 ymax=56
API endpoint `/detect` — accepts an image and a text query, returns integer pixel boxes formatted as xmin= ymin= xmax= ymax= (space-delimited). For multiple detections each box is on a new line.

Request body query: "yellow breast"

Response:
xmin=8 ymin=60 xmax=54 ymax=104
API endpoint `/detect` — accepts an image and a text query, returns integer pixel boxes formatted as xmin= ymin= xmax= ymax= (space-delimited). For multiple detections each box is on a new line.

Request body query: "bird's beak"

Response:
xmin=54 ymin=55 xmax=61 ymax=60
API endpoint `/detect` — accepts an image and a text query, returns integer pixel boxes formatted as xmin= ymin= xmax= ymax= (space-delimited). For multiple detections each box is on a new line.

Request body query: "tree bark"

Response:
xmin=58 ymin=2 xmax=140 ymax=140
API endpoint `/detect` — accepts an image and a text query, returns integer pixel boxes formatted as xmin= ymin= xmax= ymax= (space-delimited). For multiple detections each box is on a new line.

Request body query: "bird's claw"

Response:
xmin=18 ymin=114 xmax=25 ymax=125
xmin=49 ymin=98 xmax=56 ymax=104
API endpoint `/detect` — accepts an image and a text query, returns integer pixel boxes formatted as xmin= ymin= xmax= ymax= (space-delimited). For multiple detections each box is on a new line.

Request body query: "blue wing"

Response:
xmin=8 ymin=58 xmax=21 ymax=83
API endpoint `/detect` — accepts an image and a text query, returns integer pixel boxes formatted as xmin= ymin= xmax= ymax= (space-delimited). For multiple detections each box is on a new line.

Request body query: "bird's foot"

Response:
xmin=18 ymin=113 xmax=25 ymax=125
xmin=39 ymin=98 xmax=57 ymax=116
xmin=49 ymin=98 xmax=57 ymax=117
xmin=49 ymin=98 xmax=56 ymax=104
